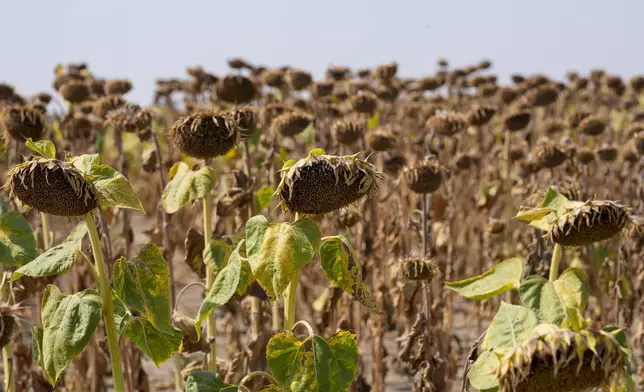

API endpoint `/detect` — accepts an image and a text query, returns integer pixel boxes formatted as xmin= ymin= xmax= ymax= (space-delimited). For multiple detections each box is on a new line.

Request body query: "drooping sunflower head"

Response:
xmin=395 ymin=256 xmax=438 ymax=282
xmin=7 ymin=157 xmax=98 ymax=217
xmin=498 ymin=329 xmax=628 ymax=392
xmin=271 ymin=111 xmax=314 ymax=138
xmin=228 ymin=106 xmax=258 ymax=141
xmin=276 ymin=150 xmax=383 ymax=215
xmin=425 ymin=110 xmax=468 ymax=136
xmin=168 ymin=110 xmax=237 ymax=159
xmin=546 ymin=200 xmax=629 ymax=246
xmin=403 ymin=155 xmax=448 ymax=194
xmin=1 ymin=105 xmax=47 ymax=142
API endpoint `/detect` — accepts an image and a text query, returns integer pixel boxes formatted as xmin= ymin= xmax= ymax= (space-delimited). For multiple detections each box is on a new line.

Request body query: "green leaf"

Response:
xmin=522 ymin=186 xmax=585 ymax=231
xmin=41 ymin=285 xmax=102 ymax=384
xmin=266 ymin=330 xmax=306 ymax=388
xmin=367 ymin=111 xmax=380 ymax=129
xmin=112 ymin=294 xmax=130 ymax=336
xmin=195 ymin=241 xmax=246 ymax=338
xmin=204 ymin=236 xmax=238 ymax=273
xmin=553 ymin=267 xmax=589 ymax=312
xmin=25 ymin=138 xmax=56 ymax=159
xmin=481 ymin=302 xmax=538 ymax=352
xmin=90 ymin=164 xmax=144 ymax=211
xmin=32 ymin=325 xmax=44 ymax=369
xmin=162 ymin=162 xmax=217 ymax=214
xmin=70 ymin=154 xmax=101 ymax=174
xmin=185 ymin=371 xmax=238 ymax=392
xmin=320 ymin=235 xmax=378 ymax=312
xmin=445 ymin=258 xmax=523 ymax=300
xmin=12 ymin=221 xmax=87 ymax=280
xmin=254 ymin=185 xmax=274 ymax=212
xmin=113 ymin=243 xmax=173 ymax=333
xmin=309 ymin=148 xmax=326 ymax=156
xmin=0 ymin=195 xmax=37 ymax=266
xmin=519 ymin=276 xmax=566 ymax=325
xmin=468 ymin=351 xmax=500 ymax=390
xmin=245 ymin=215 xmax=321 ymax=300
xmin=235 ymin=257 xmax=255 ymax=296
xmin=267 ymin=330 xmax=358 ymax=392
xmin=124 ymin=317 xmax=181 ymax=367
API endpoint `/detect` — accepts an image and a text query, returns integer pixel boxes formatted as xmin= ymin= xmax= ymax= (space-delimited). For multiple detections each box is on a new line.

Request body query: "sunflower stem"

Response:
xmin=284 ymin=275 xmax=299 ymax=330
xmin=40 ymin=213 xmax=52 ymax=250
xmin=85 ymin=212 xmax=125 ymax=392
xmin=203 ymin=159 xmax=217 ymax=372
xmin=549 ymin=243 xmax=563 ymax=282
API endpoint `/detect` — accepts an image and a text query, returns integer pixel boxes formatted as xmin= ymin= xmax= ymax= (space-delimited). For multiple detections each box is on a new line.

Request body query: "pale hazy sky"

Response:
xmin=2 ymin=0 xmax=642 ymax=104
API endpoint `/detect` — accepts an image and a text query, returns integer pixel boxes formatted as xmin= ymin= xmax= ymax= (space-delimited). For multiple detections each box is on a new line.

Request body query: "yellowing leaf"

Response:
xmin=445 ymin=258 xmax=523 ymax=300
xmin=25 ymin=138 xmax=56 ymax=159
xmin=162 ymin=162 xmax=216 ymax=214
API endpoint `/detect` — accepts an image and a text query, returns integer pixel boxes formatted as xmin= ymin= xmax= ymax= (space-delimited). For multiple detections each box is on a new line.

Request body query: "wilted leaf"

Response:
xmin=254 ymin=185 xmax=274 ymax=212
xmin=521 ymin=186 xmax=584 ymax=231
xmin=445 ymin=258 xmax=523 ymax=300
xmin=185 ymin=371 xmax=238 ymax=392
xmin=195 ymin=241 xmax=247 ymax=338
xmin=0 ymin=195 xmax=37 ymax=266
xmin=482 ymin=302 xmax=538 ymax=352
xmin=519 ymin=276 xmax=566 ymax=325
xmin=309 ymin=148 xmax=326 ymax=156
xmin=245 ymin=215 xmax=321 ymax=300
xmin=41 ymin=285 xmax=102 ymax=384
xmin=13 ymin=221 xmax=87 ymax=280
xmin=125 ymin=317 xmax=181 ymax=367
xmin=320 ymin=235 xmax=378 ymax=312
xmin=25 ymin=138 xmax=56 ymax=159
xmin=32 ymin=326 xmax=44 ymax=368
xmin=553 ymin=268 xmax=589 ymax=312
xmin=113 ymin=243 xmax=173 ymax=333
xmin=184 ymin=228 xmax=205 ymax=278
xmin=514 ymin=207 xmax=554 ymax=222
xmin=204 ymin=236 xmax=239 ymax=273
xmin=162 ymin=162 xmax=216 ymax=214
xmin=468 ymin=351 xmax=500 ymax=390
xmin=70 ymin=154 xmax=101 ymax=174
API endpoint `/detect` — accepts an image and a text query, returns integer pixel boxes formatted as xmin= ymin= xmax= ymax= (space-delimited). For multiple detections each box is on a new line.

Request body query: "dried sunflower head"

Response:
xmin=578 ymin=117 xmax=605 ymax=136
xmin=524 ymin=84 xmax=559 ymax=107
xmin=93 ymin=95 xmax=126 ymax=119
xmin=332 ymin=116 xmax=365 ymax=146
xmin=276 ymin=150 xmax=383 ymax=215
xmin=7 ymin=158 xmax=98 ymax=216
xmin=365 ymin=128 xmax=396 ymax=151
xmin=349 ymin=90 xmax=378 ymax=115
xmin=499 ymin=87 xmax=519 ymax=104
xmin=59 ymin=81 xmax=91 ymax=104
xmin=105 ymin=103 xmax=153 ymax=133
xmin=504 ymin=111 xmax=531 ymax=132
xmin=634 ymin=131 xmax=644 ymax=155
xmin=229 ymin=106 xmax=258 ymax=141
xmin=286 ymin=69 xmax=313 ymax=90
xmin=395 ymin=256 xmax=437 ymax=282
xmin=467 ymin=106 xmax=497 ymax=126
xmin=382 ymin=151 xmax=408 ymax=176
xmin=271 ymin=111 xmax=314 ymax=138
xmin=261 ymin=69 xmax=286 ymax=88
xmin=403 ymin=155 xmax=447 ymax=194
xmin=426 ymin=110 xmax=467 ymax=136
xmin=104 ymin=79 xmax=133 ymax=95
xmin=498 ymin=328 xmax=628 ymax=392
xmin=596 ymin=144 xmax=618 ymax=162
xmin=227 ymin=57 xmax=253 ymax=70
xmin=169 ymin=110 xmax=237 ymax=159
xmin=61 ymin=113 xmax=94 ymax=140
xmin=0 ymin=301 xmax=22 ymax=347
xmin=536 ymin=141 xmax=567 ymax=169
xmin=313 ymin=81 xmax=335 ymax=98
xmin=215 ymin=75 xmax=256 ymax=104
xmin=576 ymin=147 xmax=595 ymax=165
xmin=1 ymin=106 xmax=47 ymax=141
xmin=326 ymin=66 xmax=351 ymax=81
xmin=546 ymin=200 xmax=629 ymax=246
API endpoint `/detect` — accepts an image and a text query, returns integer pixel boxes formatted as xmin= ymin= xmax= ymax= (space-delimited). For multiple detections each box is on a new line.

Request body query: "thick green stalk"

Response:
xmin=549 ymin=243 xmax=563 ymax=282
xmin=203 ymin=190 xmax=217 ymax=372
xmin=283 ymin=275 xmax=299 ymax=330
xmin=85 ymin=212 xmax=125 ymax=392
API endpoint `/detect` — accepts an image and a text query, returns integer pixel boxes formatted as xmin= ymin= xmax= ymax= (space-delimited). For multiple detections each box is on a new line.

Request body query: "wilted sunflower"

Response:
xmin=7 ymin=158 xmax=98 ymax=216
xmin=312 ymin=81 xmax=335 ymax=98
xmin=93 ymin=95 xmax=126 ymax=119
xmin=105 ymin=103 xmax=153 ymax=133
xmin=286 ymin=69 xmax=313 ymax=90
xmin=332 ymin=116 xmax=365 ymax=146
xmin=259 ymin=103 xmax=289 ymax=128
xmin=229 ymin=106 xmax=258 ymax=141
xmin=227 ymin=57 xmax=253 ymax=70
xmin=382 ymin=151 xmax=407 ymax=176
xmin=536 ymin=141 xmax=567 ymax=169
xmin=59 ymin=81 xmax=91 ymax=104
xmin=1 ymin=106 xmax=47 ymax=141
xmin=276 ymin=151 xmax=383 ymax=214
xmin=271 ymin=111 xmax=314 ymax=137
xmin=426 ymin=110 xmax=468 ymax=136
xmin=365 ymin=128 xmax=396 ymax=151
xmin=326 ymin=66 xmax=351 ymax=81
xmin=215 ymin=75 xmax=256 ymax=104
xmin=104 ymin=79 xmax=133 ymax=95
xmin=524 ymin=84 xmax=559 ymax=107
xmin=467 ymin=106 xmax=497 ymax=126
xmin=349 ymin=90 xmax=378 ymax=115
xmin=169 ymin=110 xmax=237 ymax=159
xmin=504 ymin=111 xmax=532 ymax=132
xmin=634 ymin=131 xmax=644 ymax=155
xmin=545 ymin=200 xmax=629 ymax=246
xmin=596 ymin=144 xmax=618 ymax=162
xmin=61 ymin=113 xmax=94 ymax=140
xmin=0 ymin=302 xmax=23 ymax=347
xmin=395 ymin=256 xmax=437 ymax=282
xmin=498 ymin=328 xmax=627 ymax=392
xmin=403 ymin=156 xmax=447 ymax=194
xmin=261 ymin=69 xmax=286 ymax=88
xmin=578 ymin=117 xmax=605 ymax=136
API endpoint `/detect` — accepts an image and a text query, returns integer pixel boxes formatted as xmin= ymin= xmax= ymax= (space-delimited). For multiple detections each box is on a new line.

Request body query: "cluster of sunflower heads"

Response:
xmin=498 ymin=328 xmax=629 ymax=392
xmin=516 ymin=186 xmax=631 ymax=247
xmin=276 ymin=148 xmax=383 ymax=215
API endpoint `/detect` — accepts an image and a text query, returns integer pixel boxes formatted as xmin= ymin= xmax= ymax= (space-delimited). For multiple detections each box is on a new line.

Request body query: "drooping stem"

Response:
xmin=40 ymin=212 xmax=52 ymax=250
xmin=85 ymin=212 xmax=125 ymax=392
xmin=203 ymin=159 xmax=217 ymax=372
xmin=284 ymin=275 xmax=299 ymax=330
xmin=549 ymin=243 xmax=563 ymax=282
